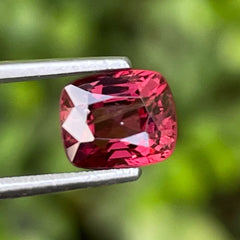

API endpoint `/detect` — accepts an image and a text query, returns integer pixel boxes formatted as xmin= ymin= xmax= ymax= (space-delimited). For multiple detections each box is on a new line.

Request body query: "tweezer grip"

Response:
xmin=0 ymin=168 xmax=141 ymax=199
xmin=0 ymin=57 xmax=131 ymax=83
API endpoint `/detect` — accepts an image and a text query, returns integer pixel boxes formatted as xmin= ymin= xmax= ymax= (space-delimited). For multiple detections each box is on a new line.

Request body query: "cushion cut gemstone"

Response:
xmin=60 ymin=69 xmax=177 ymax=169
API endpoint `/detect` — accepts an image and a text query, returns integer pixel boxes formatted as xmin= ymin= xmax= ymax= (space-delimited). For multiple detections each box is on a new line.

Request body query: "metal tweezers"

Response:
xmin=0 ymin=57 xmax=141 ymax=199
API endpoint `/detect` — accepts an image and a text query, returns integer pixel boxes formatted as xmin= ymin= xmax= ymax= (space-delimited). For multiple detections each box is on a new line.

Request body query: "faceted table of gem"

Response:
xmin=60 ymin=70 xmax=177 ymax=169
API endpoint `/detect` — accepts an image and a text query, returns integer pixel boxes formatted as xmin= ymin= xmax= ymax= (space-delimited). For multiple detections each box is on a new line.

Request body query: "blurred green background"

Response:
xmin=0 ymin=0 xmax=240 ymax=239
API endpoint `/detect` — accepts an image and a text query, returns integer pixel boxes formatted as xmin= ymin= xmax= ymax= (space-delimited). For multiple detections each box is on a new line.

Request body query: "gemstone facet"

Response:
xmin=60 ymin=70 xmax=177 ymax=169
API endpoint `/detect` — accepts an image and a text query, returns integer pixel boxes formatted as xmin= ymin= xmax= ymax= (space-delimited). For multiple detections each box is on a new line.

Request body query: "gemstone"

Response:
xmin=60 ymin=69 xmax=177 ymax=169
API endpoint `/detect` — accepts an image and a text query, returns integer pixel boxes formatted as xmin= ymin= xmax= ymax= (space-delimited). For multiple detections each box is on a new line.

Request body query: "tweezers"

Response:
xmin=0 ymin=57 xmax=141 ymax=199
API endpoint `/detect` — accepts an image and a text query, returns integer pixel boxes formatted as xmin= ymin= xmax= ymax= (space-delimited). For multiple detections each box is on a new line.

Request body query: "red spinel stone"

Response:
xmin=60 ymin=69 xmax=177 ymax=169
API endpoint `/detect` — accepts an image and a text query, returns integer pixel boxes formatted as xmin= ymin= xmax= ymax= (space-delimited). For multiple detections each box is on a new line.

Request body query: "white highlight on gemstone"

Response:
xmin=62 ymin=108 xmax=94 ymax=143
xmin=121 ymin=132 xmax=149 ymax=147
xmin=65 ymin=84 xmax=114 ymax=106
xmin=63 ymin=84 xmax=116 ymax=144
xmin=65 ymin=85 xmax=88 ymax=106
xmin=66 ymin=142 xmax=80 ymax=162
xmin=89 ymin=92 xmax=114 ymax=105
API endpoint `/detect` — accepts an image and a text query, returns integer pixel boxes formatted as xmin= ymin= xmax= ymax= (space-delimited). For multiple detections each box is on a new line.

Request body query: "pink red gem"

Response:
xmin=60 ymin=69 xmax=177 ymax=169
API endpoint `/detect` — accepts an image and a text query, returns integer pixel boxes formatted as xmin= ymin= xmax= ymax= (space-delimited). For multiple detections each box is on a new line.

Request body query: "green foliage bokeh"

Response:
xmin=0 ymin=0 xmax=240 ymax=239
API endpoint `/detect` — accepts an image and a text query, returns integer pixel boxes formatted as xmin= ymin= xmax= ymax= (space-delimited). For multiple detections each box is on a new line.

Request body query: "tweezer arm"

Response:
xmin=0 ymin=168 xmax=141 ymax=199
xmin=0 ymin=57 xmax=131 ymax=83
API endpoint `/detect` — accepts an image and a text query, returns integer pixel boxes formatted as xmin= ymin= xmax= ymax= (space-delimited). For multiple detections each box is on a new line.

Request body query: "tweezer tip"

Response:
xmin=135 ymin=168 xmax=142 ymax=178
xmin=121 ymin=57 xmax=132 ymax=68
xmin=126 ymin=167 xmax=142 ymax=181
